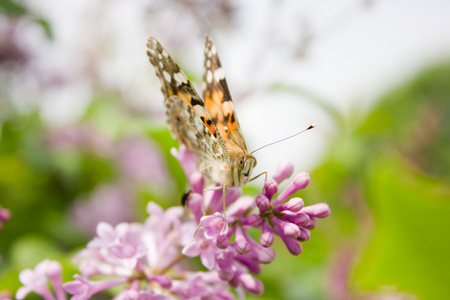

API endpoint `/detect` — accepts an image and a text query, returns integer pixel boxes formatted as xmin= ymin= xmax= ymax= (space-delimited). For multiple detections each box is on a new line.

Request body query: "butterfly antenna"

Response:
xmin=250 ymin=124 xmax=316 ymax=155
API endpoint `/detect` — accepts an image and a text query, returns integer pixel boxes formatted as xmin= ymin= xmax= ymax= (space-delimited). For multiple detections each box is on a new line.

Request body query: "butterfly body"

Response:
xmin=147 ymin=35 xmax=257 ymax=188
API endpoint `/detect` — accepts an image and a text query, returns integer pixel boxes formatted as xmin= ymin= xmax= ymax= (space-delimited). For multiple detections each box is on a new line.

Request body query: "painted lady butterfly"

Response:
xmin=147 ymin=35 xmax=262 ymax=191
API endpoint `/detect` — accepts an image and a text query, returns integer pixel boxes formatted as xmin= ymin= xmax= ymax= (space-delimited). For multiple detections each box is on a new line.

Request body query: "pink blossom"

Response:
xmin=272 ymin=160 xmax=294 ymax=183
xmin=171 ymin=272 xmax=234 ymax=300
xmin=171 ymin=147 xmax=331 ymax=296
xmin=0 ymin=206 xmax=10 ymax=229
xmin=63 ymin=275 xmax=127 ymax=299
xmin=71 ymin=184 xmax=134 ymax=235
xmin=0 ymin=291 xmax=12 ymax=300
xmin=46 ymin=125 xmax=111 ymax=155
xmin=238 ymin=273 xmax=264 ymax=295
xmin=272 ymin=172 xmax=310 ymax=206
xmin=182 ymin=228 xmax=217 ymax=270
xmin=170 ymin=145 xmax=198 ymax=187
xmin=87 ymin=222 xmax=149 ymax=270
xmin=16 ymin=260 xmax=66 ymax=300
xmin=116 ymin=137 xmax=168 ymax=185
xmin=201 ymin=213 xmax=228 ymax=239
xmin=20 ymin=146 xmax=330 ymax=299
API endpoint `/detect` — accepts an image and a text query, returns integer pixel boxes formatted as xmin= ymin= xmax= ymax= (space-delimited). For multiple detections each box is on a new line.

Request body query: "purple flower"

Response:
xmin=63 ymin=275 xmax=127 ymax=299
xmin=171 ymin=272 xmax=234 ymax=300
xmin=16 ymin=260 xmax=66 ymax=300
xmin=116 ymin=137 xmax=169 ymax=186
xmin=172 ymin=147 xmax=331 ymax=295
xmin=0 ymin=206 xmax=10 ymax=229
xmin=46 ymin=125 xmax=111 ymax=155
xmin=0 ymin=291 xmax=12 ymax=300
xmin=27 ymin=145 xmax=329 ymax=299
xmin=201 ymin=213 xmax=228 ymax=239
xmin=66 ymin=201 xmax=199 ymax=299
xmin=113 ymin=280 xmax=168 ymax=299
xmin=70 ymin=184 xmax=134 ymax=235
xmin=182 ymin=227 xmax=218 ymax=270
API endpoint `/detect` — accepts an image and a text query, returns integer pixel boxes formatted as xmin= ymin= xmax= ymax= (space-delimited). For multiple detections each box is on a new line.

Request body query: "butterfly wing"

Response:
xmin=202 ymin=35 xmax=249 ymax=155
xmin=147 ymin=37 xmax=230 ymax=168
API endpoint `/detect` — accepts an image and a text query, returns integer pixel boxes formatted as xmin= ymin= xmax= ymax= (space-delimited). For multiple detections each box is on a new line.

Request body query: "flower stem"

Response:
xmin=159 ymin=252 xmax=184 ymax=274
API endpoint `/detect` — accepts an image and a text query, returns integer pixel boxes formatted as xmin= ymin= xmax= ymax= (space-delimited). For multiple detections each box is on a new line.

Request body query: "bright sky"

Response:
xmin=229 ymin=0 xmax=450 ymax=177
xmin=23 ymin=0 xmax=450 ymax=178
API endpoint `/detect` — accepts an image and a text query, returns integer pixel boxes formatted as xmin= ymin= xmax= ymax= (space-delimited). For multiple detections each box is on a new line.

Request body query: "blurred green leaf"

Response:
xmin=33 ymin=17 xmax=53 ymax=39
xmin=308 ymin=62 xmax=450 ymax=299
xmin=0 ymin=0 xmax=27 ymax=16
xmin=352 ymin=154 xmax=450 ymax=299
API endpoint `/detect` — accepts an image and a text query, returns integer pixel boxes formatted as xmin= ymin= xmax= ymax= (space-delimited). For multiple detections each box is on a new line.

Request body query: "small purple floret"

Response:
xmin=272 ymin=172 xmax=310 ymax=207
xmin=272 ymin=161 xmax=294 ymax=184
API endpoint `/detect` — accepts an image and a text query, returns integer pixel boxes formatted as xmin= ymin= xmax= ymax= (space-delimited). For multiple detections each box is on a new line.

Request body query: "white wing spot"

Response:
xmin=214 ymin=68 xmax=225 ymax=81
xmin=207 ymin=51 xmax=212 ymax=58
xmin=206 ymin=70 xmax=213 ymax=83
xmin=206 ymin=59 xmax=211 ymax=68
xmin=174 ymin=72 xmax=188 ymax=85
xmin=163 ymin=70 xmax=171 ymax=83
xmin=211 ymin=45 xmax=217 ymax=55
xmin=158 ymin=53 xmax=163 ymax=60
xmin=162 ymin=50 xmax=169 ymax=58
xmin=159 ymin=61 xmax=164 ymax=69
xmin=193 ymin=105 xmax=206 ymax=116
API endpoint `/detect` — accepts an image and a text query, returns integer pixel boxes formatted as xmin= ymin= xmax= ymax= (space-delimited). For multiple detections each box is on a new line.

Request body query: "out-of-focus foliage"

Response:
xmin=305 ymin=63 xmax=449 ymax=300
xmin=348 ymin=64 xmax=450 ymax=299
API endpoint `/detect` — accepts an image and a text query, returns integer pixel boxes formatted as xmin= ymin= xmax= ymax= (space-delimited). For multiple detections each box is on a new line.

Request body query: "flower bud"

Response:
xmin=234 ymin=227 xmax=251 ymax=254
xmin=300 ymin=203 xmax=331 ymax=218
xmin=272 ymin=217 xmax=300 ymax=239
xmin=276 ymin=197 xmax=304 ymax=213
xmin=263 ymin=179 xmax=278 ymax=199
xmin=272 ymin=172 xmax=310 ymax=206
xmin=272 ymin=161 xmax=294 ymax=184
xmin=255 ymin=194 xmax=270 ymax=213
xmin=239 ymin=273 xmax=264 ymax=295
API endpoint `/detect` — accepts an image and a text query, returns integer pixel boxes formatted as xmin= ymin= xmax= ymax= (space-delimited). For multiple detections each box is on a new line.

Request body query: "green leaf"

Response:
xmin=352 ymin=154 xmax=450 ymax=299
xmin=0 ymin=0 xmax=27 ymax=16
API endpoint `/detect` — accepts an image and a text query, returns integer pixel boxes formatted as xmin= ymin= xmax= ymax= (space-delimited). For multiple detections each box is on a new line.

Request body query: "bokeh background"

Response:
xmin=1 ymin=0 xmax=449 ymax=299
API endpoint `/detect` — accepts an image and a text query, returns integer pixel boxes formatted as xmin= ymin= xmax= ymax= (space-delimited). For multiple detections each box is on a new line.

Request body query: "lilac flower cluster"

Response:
xmin=175 ymin=145 xmax=330 ymax=294
xmin=16 ymin=145 xmax=330 ymax=299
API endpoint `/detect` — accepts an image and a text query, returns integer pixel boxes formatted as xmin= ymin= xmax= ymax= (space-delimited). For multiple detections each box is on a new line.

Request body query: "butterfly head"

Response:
xmin=233 ymin=153 xmax=257 ymax=187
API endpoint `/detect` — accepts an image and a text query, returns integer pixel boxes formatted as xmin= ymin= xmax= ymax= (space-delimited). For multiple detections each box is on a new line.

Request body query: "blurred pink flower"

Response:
xmin=0 ymin=206 xmax=10 ymax=229
xmin=327 ymin=247 xmax=419 ymax=300
xmin=46 ymin=124 xmax=112 ymax=155
xmin=0 ymin=290 xmax=12 ymax=300
xmin=16 ymin=260 xmax=66 ymax=300
xmin=70 ymin=184 xmax=134 ymax=235
xmin=116 ymin=137 xmax=169 ymax=186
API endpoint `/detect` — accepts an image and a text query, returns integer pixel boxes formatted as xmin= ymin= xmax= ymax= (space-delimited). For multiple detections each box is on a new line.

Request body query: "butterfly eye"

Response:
xmin=238 ymin=158 xmax=244 ymax=167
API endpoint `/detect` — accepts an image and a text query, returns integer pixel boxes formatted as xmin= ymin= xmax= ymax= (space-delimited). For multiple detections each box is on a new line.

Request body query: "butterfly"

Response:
xmin=147 ymin=35 xmax=264 ymax=194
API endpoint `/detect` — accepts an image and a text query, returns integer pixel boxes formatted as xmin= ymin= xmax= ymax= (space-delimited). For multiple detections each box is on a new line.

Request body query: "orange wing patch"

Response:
xmin=202 ymin=35 xmax=248 ymax=152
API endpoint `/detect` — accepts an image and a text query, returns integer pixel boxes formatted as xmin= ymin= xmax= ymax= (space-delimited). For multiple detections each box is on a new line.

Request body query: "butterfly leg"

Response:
xmin=249 ymin=171 xmax=268 ymax=194
xmin=249 ymin=171 xmax=267 ymax=184
xmin=203 ymin=184 xmax=229 ymax=235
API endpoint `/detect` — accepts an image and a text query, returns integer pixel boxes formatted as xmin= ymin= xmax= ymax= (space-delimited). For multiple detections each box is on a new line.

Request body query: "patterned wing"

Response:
xmin=165 ymin=95 xmax=228 ymax=170
xmin=202 ymin=35 xmax=248 ymax=153
xmin=147 ymin=37 xmax=230 ymax=164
